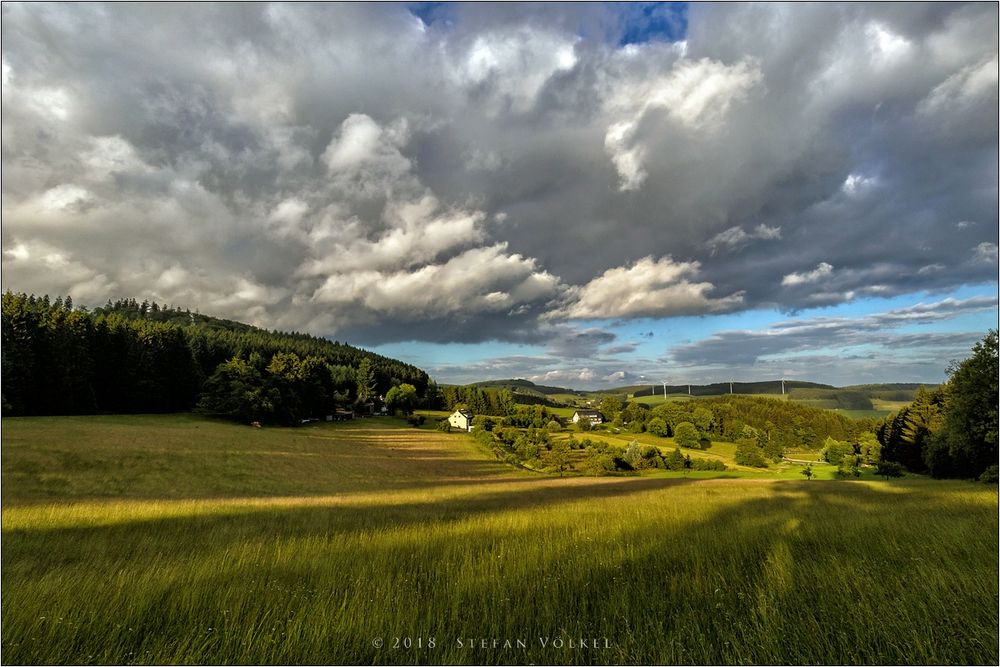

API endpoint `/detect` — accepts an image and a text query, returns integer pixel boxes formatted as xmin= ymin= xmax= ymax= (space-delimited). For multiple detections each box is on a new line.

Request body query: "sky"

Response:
xmin=1 ymin=2 xmax=997 ymax=388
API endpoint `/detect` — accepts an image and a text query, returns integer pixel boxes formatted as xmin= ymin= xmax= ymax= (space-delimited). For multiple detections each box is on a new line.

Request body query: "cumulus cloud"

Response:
xmin=0 ymin=2 xmax=996 ymax=352
xmin=781 ymin=262 xmax=834 ymax=287
xmin=551 ymin=256 xmax=744 ymax=320
xmin=602 ymin=53 xmax=762 ymax=190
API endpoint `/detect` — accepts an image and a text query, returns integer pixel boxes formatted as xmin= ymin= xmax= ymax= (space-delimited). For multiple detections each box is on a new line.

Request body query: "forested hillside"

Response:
xmin=876 ymin=330 xmax=998 ymax=481
xmin=1 ymin=292 xmax=428 ymax=419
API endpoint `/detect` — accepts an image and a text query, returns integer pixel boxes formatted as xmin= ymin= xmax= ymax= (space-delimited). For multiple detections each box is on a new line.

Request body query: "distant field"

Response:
xmin=629 ymin=394 xmax=696 ymax=405
xmin=872 ymin=399 xmax=911 ymax=413
xmin=3 ymin=415 xmax=996 ymax=665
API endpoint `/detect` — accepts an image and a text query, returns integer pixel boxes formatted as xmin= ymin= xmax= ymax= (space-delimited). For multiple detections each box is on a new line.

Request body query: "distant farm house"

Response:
xmin=572 ymin=409 xmax=604 ymax=425
xmin=448 ymin=409 xmax=474 ymax=432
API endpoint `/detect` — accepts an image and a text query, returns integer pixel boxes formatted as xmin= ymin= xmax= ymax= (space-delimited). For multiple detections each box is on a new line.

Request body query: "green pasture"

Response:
xmin=2 ymin=414 xmax=996 ymax=665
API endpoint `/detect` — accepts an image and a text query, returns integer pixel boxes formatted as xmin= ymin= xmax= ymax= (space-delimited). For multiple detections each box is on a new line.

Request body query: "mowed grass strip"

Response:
xmin=2 ymin=415 xmax=997 ymax=665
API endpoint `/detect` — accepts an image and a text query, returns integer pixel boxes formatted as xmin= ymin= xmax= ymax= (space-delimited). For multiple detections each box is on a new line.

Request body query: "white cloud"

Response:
xmin=449 ymin=27 xmax=578 ymax=114
xmin=919 ymin=55 xmax=999 ymax=116
xmin=841 ymin=173 xmax=877 ymax=196
xmin=603 ymin=54 xmax=761 ymax=190
xmin=321 ymin=114 xmax=414 ymax=198
xmin=781 ymin=262 xmax=834 ymax=286
xmin=973 ymin=242 xmax=998 ymax=264
xmin=551 ymin=256 xmax=744 ymax=319
xmin=707 ymin=224 xmax=781 ymax=254
xmin=309 ymin=243 xmax=560 ymax=325
xmin=865 ymin=22 xmax=912 ymax=66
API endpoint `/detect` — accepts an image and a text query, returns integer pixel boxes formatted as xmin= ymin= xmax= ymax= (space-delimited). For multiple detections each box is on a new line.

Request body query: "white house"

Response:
xmin=448 ymin=409 xmax=474 ymax=432
xmin=572 ymin=409 xmax=604 ymax=425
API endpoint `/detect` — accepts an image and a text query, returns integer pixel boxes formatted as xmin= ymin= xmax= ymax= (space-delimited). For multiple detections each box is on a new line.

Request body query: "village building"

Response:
xmin=572 ymin=409 xmax=604 ymax=425
xmin=448 ymin=409 xmax=474 ymax=432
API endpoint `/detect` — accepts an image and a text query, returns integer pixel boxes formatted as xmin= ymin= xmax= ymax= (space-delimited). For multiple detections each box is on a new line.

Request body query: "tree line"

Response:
xmin=876 ymin=330 xmax=997 ymax=481
xmin=1 ymin=292 xmax=429 ymax=421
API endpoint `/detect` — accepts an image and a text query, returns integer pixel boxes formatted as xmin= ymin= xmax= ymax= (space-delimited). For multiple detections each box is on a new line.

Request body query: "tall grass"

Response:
xmin=2 ymin=415 xmax=997 ymax=664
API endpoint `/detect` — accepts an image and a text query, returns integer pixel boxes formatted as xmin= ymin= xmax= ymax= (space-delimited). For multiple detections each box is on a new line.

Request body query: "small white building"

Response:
xmin=572 ymin=409 xmax=604 ymax=425
xmin=448 ymin=409 xmax=474 ymax=432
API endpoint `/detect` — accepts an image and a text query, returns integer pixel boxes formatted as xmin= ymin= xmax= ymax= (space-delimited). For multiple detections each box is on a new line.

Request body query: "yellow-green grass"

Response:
xmin=3 ymin=415 xmax=997 ymax=665
xmin=585 ymin=433 xmax=874 ymax=481
xmin=629 ymin=394 xmax=695 ymax=406
xmin=872 ymin=399 xmax=912 ymax=413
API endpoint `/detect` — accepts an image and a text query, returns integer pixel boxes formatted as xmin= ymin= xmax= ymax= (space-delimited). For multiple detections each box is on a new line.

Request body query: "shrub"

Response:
xmin=646 ymin=417 xmax=668 ymax=437
xmin=546 ymin=419 xmax=562 ymax=432
xmin=822 ymin=437 xmax=855 ymax=466
xmin=836 ymin=454 xmax=862 ymax=479
xmin=473 ymin=428 xmax=495 ymax=447
xmin=691 ymin=457 xmax=726 ymax=471
xmin=516 ymin=440 xmax=540 ymax=461
xmin=875 ymin=461 xmax=904 ymax=480
xmin=664 ymin=447 xmax=685 ymax=471
xmin=978 ymin=465 xmax=998 ymax=483
xmin=584 ymin=450 xmax=616 ymax=474
xmin=735 ymin=440 xmax=768 ymax=467
xmin=406 ymin=415 xmax=426 ymax=427
xmin=674 ymin=422 xmax=700 ymax=449
xmin=624 ymin=440 xmax=645 ymax=469
xmin=435 ymin=419 xmax=451 ymax=432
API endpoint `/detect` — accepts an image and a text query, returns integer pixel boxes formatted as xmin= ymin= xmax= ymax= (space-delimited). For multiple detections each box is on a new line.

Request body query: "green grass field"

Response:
xmin=3 ymin=414 xmax=997 ymax=665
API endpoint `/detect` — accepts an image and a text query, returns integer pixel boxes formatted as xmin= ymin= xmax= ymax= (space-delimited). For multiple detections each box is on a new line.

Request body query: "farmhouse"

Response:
xmin=448 ymin=409 xmax=474 ymax=432
xmin=572 ymin=409 xmax=604 ymax=425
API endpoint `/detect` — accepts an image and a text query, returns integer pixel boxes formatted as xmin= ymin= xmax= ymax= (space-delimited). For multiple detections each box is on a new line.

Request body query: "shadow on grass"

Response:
xmin=4 ymin=477 xmax=996 ymax=665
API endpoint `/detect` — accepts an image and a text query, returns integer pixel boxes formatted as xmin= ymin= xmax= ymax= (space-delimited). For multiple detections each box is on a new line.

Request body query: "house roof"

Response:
xmin=453 ymin=409 xmax=473 ymax=418
xmin=574 ymin=410 xmax=603 ymax=417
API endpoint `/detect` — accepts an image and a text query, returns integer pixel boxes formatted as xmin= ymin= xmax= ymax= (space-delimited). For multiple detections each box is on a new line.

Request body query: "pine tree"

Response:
xmin=355 ymin=357 xmax=376 ymax=404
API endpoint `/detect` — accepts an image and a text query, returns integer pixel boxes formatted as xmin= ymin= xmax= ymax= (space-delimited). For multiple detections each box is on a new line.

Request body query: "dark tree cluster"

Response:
xmin=1 ymin=292 xmax=429 ymax=420
xmin=878 ymin=330 xmax=998 ymax=481
xmin=440 ymin=385 xmax=518 ymax=416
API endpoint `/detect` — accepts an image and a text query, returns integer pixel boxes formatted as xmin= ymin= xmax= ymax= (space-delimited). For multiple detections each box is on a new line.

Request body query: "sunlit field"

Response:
xmin=3 ymin=415 xmax=997 ymax=665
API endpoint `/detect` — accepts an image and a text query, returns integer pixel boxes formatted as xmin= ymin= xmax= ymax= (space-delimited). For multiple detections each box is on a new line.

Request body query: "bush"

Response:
xmin=875 ymin=461 xmax=904 ymax=480
xmin=837 ymin=454 xmax=862 ymax=478
xmin=646 ymin=417 xmax=668 ymax=437
xmin=406 ymin=415 xmax=426 ymax=427
xmin=516 ymin=439 xmax=540 ymax=461
xmin=435 ymin=419 xmax=451 ymax=432
xmin=664 ymin=447 xmax=686 ymax=470
xmin=584 ymin=449 xmax=616 ymax=474
xmin=545 ymin=419 xmax=562 ymax=432
xmin=674 ymin=422 xmax=700 ymax=449
xmin=735 ymin=440 xmax=768 ymax=467
xmin=473 ymin=428 xmax=495 ymax=447
xmin=978 ymin=464 xmax=998 ymax=483
xmin=691 ymin=458 xmax=726 ymax=471
xmin=822 ymin=437 xmax=856 ymax=466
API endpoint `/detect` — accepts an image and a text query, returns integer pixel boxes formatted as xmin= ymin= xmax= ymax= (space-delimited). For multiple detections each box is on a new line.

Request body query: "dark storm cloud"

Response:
xmin=546 ymin=328 xmax=617 ymax=358
xmin=1 ymin=2 xmax=997 ymax=346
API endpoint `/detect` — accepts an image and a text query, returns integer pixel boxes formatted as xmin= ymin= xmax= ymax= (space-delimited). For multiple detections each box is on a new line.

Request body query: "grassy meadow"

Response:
xmin=2 ymin=414 xmax=997 ymax=664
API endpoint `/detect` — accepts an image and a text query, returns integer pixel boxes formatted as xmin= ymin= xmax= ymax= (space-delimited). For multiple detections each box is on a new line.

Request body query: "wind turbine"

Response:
xmin=662 ymin=381 xmax=668 ymax=398
xmin=730 ymin=378 xmax=734 ymax=394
